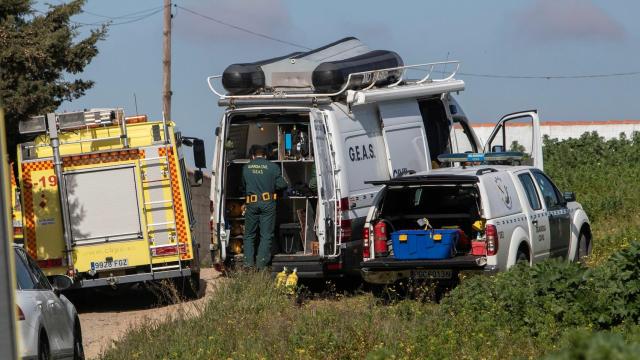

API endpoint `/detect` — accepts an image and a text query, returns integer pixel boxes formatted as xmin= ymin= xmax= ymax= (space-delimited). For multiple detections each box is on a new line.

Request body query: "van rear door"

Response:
xmin=211 ymin=119 xmax=226 ymax=262
xmin=378 ymin=100 xmax=431 ymax=178
xmin=310 ymin=109 xmax=338 ymax=257
xmin=211 ymin=113 xmax=228 ymax=264
xmin=485 ymin=110 xmax=543 ymax=169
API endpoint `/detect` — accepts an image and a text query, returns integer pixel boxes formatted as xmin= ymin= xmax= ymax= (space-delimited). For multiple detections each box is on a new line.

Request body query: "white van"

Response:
xmin=206 ymin=38 xmax=540 ymax=278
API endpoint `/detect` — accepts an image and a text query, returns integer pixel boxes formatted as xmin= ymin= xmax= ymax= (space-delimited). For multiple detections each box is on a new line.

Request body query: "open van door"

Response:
xmin=485 ymin=110 xmax=543 ymax=170
xmin=378 ymin=100 xmax=431 ymax=177
xmin=211 ymin=117 xmax=227 ymax=263
xmin=310 ymin=110 xmax=338 ymax=257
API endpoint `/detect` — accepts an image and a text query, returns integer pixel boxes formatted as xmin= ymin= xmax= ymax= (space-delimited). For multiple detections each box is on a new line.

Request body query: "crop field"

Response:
xmin=100 ymin=133 xmax=640 ymax=359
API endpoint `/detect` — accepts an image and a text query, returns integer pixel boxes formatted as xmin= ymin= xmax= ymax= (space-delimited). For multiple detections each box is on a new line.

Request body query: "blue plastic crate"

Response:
xmin=391 ymin=229 xmax=459 ymax=260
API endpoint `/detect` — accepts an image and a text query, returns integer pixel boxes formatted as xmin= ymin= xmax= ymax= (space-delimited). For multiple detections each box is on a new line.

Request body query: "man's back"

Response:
xmin=242 ymin=158 xmax=287 ymax=196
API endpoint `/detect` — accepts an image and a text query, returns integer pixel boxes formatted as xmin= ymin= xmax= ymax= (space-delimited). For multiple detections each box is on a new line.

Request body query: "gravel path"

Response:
xmin=72 ymin=268 xmax=221 ymax=359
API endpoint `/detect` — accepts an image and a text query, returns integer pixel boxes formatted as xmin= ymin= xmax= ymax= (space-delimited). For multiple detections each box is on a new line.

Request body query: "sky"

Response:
xmin=46 ymin=0 xmax=640 ymax=167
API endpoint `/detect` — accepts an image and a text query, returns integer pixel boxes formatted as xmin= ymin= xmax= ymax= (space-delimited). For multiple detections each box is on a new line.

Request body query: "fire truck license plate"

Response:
xmin=412 ymin=269 xmax=453 ymax=280
xmin=91 ymin=259 xmax=129 ymax=271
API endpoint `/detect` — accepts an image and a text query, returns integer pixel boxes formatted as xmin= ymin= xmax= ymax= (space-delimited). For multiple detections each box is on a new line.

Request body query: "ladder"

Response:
xmin=139 ymin=116 xmax=183 ymax=274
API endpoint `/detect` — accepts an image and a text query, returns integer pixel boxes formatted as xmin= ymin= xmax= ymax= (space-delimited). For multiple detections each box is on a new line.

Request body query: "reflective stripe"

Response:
xmin=246 ymin=193 xmax=277 ymax=203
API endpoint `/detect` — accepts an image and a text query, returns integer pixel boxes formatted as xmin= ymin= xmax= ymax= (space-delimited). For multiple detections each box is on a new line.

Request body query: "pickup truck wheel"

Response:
xmin=516 ymin=247 xmax=530 ymax=264
xmin=574 ymin=232 xmax=590 ymax=263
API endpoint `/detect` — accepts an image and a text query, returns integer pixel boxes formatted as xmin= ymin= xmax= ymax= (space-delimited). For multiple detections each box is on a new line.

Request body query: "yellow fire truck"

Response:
xmin=16 ymin=108 xmax=206 ymax=294
xmin=9 ymin=162 xmax=24 ymax=244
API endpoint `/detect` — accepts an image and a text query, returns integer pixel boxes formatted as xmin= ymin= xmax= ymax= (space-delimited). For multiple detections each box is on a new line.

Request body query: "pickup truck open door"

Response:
xmin=485 ymin=110 xmax=543 ymax=170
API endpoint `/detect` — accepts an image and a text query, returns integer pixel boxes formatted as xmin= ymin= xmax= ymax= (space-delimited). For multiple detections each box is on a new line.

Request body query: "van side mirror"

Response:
xmin=563 ymin=191 xmax=576 ymax=203
xmin=193 ymin=138 xmax=206 ymax=169
xmin=50 ymin=275 xmax=73 ymax=292
xmin=491 ymin=145 xmax=505 ymax=153
xmin=215 ymin=126 xmax=221 ymax=137
xmin=192 ymin=169 xmax=204 ymax=187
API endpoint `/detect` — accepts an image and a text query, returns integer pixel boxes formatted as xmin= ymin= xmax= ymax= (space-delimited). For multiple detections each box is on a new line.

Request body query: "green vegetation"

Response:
xmin=0 ymin=0 xmax=107 ymax=158
xmin=101 ymin=134 xmax=640 ymax=359
xmin=544 ymin=132 xmax=640 ymax=264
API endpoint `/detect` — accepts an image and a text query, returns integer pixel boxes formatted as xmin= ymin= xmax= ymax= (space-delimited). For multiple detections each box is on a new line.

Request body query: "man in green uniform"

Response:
xmin=242 ymin=146 xmax=288 ymax=269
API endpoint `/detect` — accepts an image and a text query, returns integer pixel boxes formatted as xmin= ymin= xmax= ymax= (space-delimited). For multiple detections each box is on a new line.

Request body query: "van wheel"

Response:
xmin=38 ymin=332 xmax=50 ymax=360
xmin=573 ymin=232 xmax=590 ymax=263
xmin=73 ymin=319 xmax=85 ymax=360
xmin=516 ymin=246 xmax=530 ymax=265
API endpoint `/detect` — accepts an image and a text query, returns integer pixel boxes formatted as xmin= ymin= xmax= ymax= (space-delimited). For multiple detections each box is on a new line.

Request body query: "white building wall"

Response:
xmin=458 ymin=121 xmax=640 ymax=152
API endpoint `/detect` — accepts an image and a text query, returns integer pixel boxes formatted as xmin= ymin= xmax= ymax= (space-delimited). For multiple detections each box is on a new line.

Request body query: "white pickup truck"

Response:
xmin=360 ymin=158 xmax=592 ymax=286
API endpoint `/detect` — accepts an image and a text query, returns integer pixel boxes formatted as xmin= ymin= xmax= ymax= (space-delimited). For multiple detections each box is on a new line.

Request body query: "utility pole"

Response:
xmin=162 ymin=0 xmax=172 ymax=121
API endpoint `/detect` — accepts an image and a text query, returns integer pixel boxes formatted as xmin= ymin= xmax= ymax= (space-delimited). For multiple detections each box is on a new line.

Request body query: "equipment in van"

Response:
xmin=293 ymin=129 xmax=309 ymax=159
xmin=279 ymin=223 xmax=303 ymax=254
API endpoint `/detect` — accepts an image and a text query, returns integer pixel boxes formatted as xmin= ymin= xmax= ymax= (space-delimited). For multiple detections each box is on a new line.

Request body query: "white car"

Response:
xmin=361 ymin=158 xmax=592 ymax=285
xmin=14 ymin=245 xmax=84 ymax=359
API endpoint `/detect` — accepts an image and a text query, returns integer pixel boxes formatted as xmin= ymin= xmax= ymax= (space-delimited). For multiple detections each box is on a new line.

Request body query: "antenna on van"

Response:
xmin=133 ymin=93 xmax=139 ymax=115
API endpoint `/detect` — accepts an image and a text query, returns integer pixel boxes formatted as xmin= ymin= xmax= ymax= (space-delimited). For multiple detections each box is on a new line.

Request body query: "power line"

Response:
xmin=41 ymin=4 xmax=640 ymax=80
xmin=82 ymin=6 xmax=164 ymax=20
xmin=176 ymin=5 xmax=312 ymax=50
xmin=175 ymin=5 xmax=639 ymax=81
xmin=71 ymin=7 xmax=164 ymax=27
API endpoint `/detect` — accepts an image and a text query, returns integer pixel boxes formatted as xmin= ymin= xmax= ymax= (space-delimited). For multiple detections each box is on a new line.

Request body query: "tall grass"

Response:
xmin=100 ymin=271 xmax=547 ymax=360
xmin=100 ymin=134 xmax=640 ymax=359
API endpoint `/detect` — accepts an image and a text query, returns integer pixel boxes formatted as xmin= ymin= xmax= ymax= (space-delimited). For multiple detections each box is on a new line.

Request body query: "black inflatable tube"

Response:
xmin=222 ymin=52 xmax=302 ymax=95
xmin=312 ymin=50 xmax=404 ymax=93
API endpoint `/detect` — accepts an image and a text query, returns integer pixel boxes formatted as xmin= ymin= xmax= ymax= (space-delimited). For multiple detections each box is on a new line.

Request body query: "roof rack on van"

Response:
xmin=206 ymin=61 xmax=463 ymax=106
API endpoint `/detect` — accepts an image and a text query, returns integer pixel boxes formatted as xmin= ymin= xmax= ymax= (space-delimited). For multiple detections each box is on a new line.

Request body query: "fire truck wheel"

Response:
xmin=175 ymin=272 xmax=200 ymax=299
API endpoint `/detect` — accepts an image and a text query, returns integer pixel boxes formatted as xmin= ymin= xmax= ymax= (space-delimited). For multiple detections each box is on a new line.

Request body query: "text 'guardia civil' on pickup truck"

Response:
xmin=206 ymin=37 xmax=554 ymax=279
xmin=360 ymin=150 xmax=592 ymax=287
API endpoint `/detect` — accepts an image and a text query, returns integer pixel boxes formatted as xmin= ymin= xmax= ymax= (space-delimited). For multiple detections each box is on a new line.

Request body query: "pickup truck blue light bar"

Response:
xmin=437 ymin=152 xmax=525 ymax=164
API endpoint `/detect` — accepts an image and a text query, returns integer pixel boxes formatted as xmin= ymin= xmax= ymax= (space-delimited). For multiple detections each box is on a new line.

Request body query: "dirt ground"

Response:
xmin=70 ymin=267 xmax=222 ymax=359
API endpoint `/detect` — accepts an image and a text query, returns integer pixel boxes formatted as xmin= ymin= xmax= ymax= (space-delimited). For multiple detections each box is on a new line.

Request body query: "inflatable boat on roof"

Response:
xmin=221 ymin=37 xmax=404 ymax=95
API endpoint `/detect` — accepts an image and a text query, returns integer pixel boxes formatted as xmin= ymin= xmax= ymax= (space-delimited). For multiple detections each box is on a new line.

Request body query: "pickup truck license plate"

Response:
xmin=412 ymin=269 xmax=453 ymax=280
xmin=91 ymin=259 xmax=129 ymax=271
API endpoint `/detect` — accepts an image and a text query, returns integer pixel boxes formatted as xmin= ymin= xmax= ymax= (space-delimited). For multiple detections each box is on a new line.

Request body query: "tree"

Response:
xmin=0 ymin=0 xmax=107 ymax=158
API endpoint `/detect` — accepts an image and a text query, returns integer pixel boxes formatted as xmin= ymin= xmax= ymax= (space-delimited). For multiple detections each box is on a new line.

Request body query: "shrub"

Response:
xmin=545 ymin=330 xmax=640 ymax=360
xmin=443 ymin=241 xmax=640 ymax=337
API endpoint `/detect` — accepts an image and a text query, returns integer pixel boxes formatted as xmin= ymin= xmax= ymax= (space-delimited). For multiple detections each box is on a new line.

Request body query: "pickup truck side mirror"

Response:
xmin=563 ymin=191 xmax=576 ymax=203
